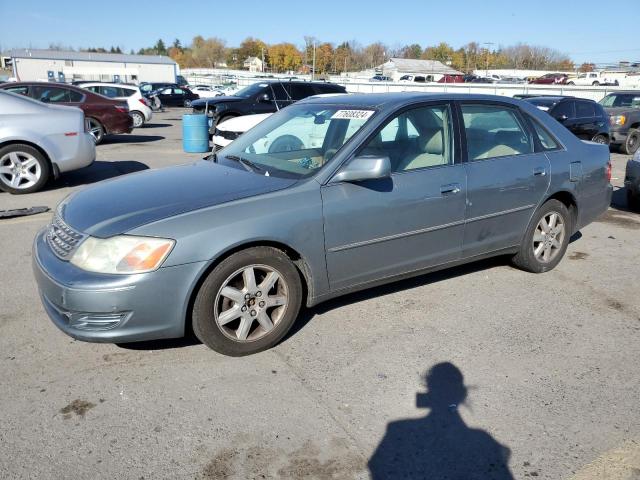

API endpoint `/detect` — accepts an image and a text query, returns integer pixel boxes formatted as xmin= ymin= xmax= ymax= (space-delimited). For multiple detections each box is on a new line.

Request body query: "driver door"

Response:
xmin=321 ymin=103 xmax=467 ymax=291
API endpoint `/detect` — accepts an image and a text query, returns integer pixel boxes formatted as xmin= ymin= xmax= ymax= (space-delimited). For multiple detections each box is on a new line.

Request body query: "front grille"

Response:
xmin=46 ymin=214 xmax=85 ymax=259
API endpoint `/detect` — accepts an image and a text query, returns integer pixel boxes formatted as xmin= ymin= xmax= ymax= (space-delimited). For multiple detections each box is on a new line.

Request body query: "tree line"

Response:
xmin=63 ymin=38 xmax=596 ymax=73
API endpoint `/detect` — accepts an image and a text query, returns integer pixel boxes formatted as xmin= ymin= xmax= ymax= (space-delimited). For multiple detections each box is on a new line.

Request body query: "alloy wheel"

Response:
xmin=0 ymin=151 xmax=42 ymax=190
xmin=532 ymin=211 xmax=566 ymax=263
xmin=214 ymin=264 xmax=289 ymax=342
xmin=87 ymin=119 xmax=103 ymax=143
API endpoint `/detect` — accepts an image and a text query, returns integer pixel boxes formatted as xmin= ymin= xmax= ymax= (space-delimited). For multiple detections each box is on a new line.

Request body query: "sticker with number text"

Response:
xmin=331 ymin=110 xmax=375 ymax=120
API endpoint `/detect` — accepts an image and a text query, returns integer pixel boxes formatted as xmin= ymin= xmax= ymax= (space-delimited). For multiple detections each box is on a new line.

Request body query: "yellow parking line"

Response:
xmin=567 ymin=441 xmax=640 ymax=480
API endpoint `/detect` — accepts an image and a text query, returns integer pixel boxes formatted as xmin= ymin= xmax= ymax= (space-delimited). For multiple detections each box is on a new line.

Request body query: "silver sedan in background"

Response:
xmin=0 ymin=91 xmax=95 ymax=194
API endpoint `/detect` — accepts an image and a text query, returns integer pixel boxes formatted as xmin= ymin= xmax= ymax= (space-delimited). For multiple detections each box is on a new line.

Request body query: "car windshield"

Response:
xmin=599 ymin=94 xmax=640 ymax=108
xmin=233 ymin=83 xmax=270 ymax=98
xmin=219 ymin=103 xmax=376 ymax=179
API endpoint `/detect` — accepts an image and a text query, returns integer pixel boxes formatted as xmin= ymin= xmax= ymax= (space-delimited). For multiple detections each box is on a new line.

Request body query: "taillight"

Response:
xmin=115 ymin=105 xmax=128 ymax=113
xmin=139 ymin=98 xmax=149 ymax=107
xmin=606 ymin=161 xmax=612 ymax=183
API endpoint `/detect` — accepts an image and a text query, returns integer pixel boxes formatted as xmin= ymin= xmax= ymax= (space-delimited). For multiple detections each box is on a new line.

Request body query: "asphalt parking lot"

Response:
xmin=1 ymin=109 xmax=639 ymax=479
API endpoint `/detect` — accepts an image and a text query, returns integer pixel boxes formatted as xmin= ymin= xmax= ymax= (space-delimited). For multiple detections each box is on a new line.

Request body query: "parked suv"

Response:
xmin=80 ymin=82 xmax=152 ymax=127
xmin=190 ymin=80 xmax=347 ymax=130
xmin=0 ymin=82 xmax=133 ymax=144
xmin=524 ymin=96 xmax=610 ymax=144
xmin=598 ymin=91 xmax=640 ymax=154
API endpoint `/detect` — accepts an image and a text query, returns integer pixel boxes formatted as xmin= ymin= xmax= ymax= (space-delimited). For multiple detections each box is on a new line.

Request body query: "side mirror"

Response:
xmin=259 ymin=93 xmax=271 ymax=103
xmin=331 ymin=155 xmax=391 ymax=183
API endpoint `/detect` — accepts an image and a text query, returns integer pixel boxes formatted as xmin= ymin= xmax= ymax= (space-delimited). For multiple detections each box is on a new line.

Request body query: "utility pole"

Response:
xmin=483 ymin=42 xmax=494 ymax=77
xmin=261 ymin=47 xmax=265 ymax=73
xmin=312 ymin=41 xmax=316 ymax=81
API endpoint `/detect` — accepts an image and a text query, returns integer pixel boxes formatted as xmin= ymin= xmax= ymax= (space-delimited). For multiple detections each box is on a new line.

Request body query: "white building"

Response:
xmin=7 ymin=49 xmax=177 ymax=84
xmin=243 ymin=56 xmax=264 ymax=73
xmin=378 ymin=58 xmax=463 ymax=82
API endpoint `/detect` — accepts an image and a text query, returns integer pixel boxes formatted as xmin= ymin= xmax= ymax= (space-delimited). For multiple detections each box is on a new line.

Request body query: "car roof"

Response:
xmin=79 ymin=82 xmax=138 ymax=89
xmin=0 ymin=81 xmax=88 ymax=93
xmin=298 ymin=92 xmax=536 ymax=109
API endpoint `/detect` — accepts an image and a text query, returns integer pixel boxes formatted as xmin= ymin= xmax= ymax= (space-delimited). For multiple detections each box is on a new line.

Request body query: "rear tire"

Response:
xmin=591 ymin=134 xmax=609 ymax=145
xmin=183 ymin=99 xmax=192 ymax=108
xmin=628 ymin=189 xmax=640 ymax=212
xmin=130 ymin=111 xmax=145 ymax=128
xmin=592 ymin=81 xmax=600 ymax=86
xmin=512 ymin=199 xmax=570 ymax=273
xmin=0 ymin=144 xmax=50 ymax=194
xmin=192 ymin=247 xmax=303 ymax=356
xmin=567 ymin=81 xmax=575 ymax=86
xmin=87 ymin=118 xmax=105 ymax=144
xmin=622 ymin=129 xmax=640 ymax=155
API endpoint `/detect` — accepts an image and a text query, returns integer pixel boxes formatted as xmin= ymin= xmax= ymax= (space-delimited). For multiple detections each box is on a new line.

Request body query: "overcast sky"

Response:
xmin=2 ymin=0 xmax=639 ymax=65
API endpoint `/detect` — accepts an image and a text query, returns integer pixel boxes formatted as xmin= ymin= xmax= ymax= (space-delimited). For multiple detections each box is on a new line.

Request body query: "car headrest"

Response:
xmin=419 ymin=129 xmax=444 ymax=155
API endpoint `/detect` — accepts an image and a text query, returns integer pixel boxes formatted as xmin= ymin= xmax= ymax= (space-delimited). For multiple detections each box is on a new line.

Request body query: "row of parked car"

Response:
xmin=369 ymin=72 xmax=637 ymax=86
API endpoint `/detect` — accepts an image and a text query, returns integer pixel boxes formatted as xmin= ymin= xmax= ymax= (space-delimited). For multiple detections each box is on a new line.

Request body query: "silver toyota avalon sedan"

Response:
xmin=33 ymin=93 xmax=612 ymax=356
xmin=0 ymin=91 xmax=95 ymax=194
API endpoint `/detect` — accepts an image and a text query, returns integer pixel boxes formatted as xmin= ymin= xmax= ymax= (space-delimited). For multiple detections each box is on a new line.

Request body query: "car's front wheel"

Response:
xmin=0 ymin=144 xmax=50 ymax=194
xmin=183 ymin=99 xmax=192 ymax=108
xmin=622 ymin=129 xmax=639 ymax=155
xmin=512 ymin=199 xmax=571 ymax=273
xmin=192 ymin=247 xmax=303 ymax=356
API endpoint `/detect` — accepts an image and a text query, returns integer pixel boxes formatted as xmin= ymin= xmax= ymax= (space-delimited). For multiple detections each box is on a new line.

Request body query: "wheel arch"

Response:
xmin=0 ymin=139 xmax=55 ymax=177
xmin=183 ymin=239 xmax=313 ymax=336
xmin=543 ymin=190 xmax=579 ymax=233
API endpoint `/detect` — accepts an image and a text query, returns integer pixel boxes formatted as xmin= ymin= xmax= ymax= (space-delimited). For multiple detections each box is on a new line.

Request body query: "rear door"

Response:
xmin=574 ymin=100 xmax=599 ymax=140
xmin=460 ymin=102 xmax=551 ymax=257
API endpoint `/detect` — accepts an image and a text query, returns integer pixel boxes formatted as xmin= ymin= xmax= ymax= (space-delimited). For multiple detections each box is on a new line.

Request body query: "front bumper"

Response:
xmin=609 ymin=127 xmax=628 ymax=145
xmin=32 ymin=228 xmax=206 ymax=343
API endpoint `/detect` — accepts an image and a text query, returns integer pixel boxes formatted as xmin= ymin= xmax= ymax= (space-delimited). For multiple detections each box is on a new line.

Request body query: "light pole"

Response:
xmin=483 ymin=42 xmax=494 ymax=77
xmin=311 ymin=41 xmax=316 ymax=81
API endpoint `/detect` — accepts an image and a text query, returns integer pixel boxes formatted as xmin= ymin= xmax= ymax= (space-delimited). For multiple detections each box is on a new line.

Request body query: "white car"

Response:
xmin=567 ymin=72 xmax=617 ymax=87
xmin=213 ymin=113 xmax=272 ymax=150
xmin=191 ymin=86 xmax=225 ymax=98
xmin=80 ymin=83 xmax=153 ymax=127
xmin=0 ymin=91 xmax=95 ymax=194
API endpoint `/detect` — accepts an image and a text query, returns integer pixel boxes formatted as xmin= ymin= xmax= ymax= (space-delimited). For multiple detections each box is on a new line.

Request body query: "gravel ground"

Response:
xmin=1 ymin=109 xmax=639 ymax=479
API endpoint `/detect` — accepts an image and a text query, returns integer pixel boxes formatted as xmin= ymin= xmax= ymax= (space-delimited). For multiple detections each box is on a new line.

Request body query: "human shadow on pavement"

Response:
xmin=368 ymin=362 xmax=514 ymax=480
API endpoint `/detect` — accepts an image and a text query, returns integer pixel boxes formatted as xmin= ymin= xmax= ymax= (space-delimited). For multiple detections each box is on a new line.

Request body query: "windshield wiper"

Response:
xmin=225 ymin=155 xmax=264 ymax=173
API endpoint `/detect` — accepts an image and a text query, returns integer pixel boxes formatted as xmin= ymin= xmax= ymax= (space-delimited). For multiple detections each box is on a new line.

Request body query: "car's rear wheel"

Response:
xmin=622 ymin=129 xmax=640 ymax=155
xmin=592 ymin=81 xmax=600 ymax=86
xmin=87 ymin=118 xmax=105 ymax=144
xmin=183 ymin=99 xmax=192 ymax=108
xmin=0 ymin=144 xmax=50 ymax=194
xmin=567 ymin=81 xmax=575 ymax=86
xmin=130 ymin=111 xmax=145 ymax=128
xmin=512 ymin=199 xmax=570 ymax=273
xmin=591 ymin=134 xmax=609 ymax=145
xmin=192 ymin=247 xmax=303 ymax=356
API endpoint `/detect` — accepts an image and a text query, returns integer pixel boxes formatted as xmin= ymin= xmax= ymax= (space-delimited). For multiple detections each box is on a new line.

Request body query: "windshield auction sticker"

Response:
xmin=331 ymin=110 xmax=375 ymax=120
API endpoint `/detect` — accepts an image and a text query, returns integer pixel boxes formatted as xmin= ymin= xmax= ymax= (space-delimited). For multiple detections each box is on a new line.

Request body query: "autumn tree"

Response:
xmin=268 ymin=43 xmax=302 ymax=73
xmin=579 ymin=62 xmax=595 ymax=72
xmin=400 ymin=44 xmax=422 ymax=59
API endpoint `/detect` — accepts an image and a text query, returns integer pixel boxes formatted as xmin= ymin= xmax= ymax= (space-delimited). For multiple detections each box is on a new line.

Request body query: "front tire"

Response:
xmin=0 ymin=144 xmax=50 ymax=194
xmin=183 ymin=99 xmax=192 ymax=108
xmin=192 ymin=247 xmax=303 ymax=356
xmin=622 ymin=129 xmax=640 ymax=155
xmin=512 ymin=200 xmax=570 ymax=273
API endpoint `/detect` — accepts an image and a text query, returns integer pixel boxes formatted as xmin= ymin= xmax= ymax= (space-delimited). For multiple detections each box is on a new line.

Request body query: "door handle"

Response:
xmin=440 ymin=183 xmax=461 ymax=195
xmin=533 ymin=167 xmax=546 ymax=176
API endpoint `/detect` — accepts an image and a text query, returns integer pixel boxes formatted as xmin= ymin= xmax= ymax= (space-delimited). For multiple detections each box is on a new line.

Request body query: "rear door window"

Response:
xmin=461 ymin=104 xmax=534 ymax=160
xmin=575 ymin=101 xmax=596 ymax=118
xmin=552 ymin=101 xmax=575 ymax=119
xmin=289 ymin=84 xmax=315 ymax=100
xmin=68 ymin=90 xmax=84 ymax=102
xmin=99 ymin=86 xmax=120 ymax=98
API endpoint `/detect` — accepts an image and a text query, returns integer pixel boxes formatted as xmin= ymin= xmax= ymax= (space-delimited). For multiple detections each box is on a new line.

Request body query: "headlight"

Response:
xmin=610 ymin=115 xmax=626 ymax=126
xmin=70 ymin=235 xmax=175 ymax=274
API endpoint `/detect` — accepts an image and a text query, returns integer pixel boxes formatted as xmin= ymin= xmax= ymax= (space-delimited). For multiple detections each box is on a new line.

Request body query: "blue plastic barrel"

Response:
xmin=182 ymin=114 xmax=210 ymax=153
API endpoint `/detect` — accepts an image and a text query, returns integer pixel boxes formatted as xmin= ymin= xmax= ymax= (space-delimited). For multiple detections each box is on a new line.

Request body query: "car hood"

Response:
xmin=218 ymin=113 xmax=272 ymax=132
xmin=191 ymin=96 xmax=243 ymax=108
xmin=60 ymin=160 xmax=297 ymax=238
